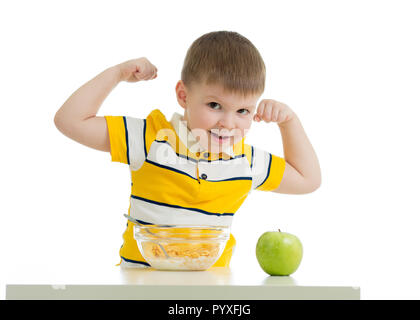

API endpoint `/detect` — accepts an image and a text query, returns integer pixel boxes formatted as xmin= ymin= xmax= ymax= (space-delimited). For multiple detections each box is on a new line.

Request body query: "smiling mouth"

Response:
xmin=208 ymin=131 xmax=231 ymax=141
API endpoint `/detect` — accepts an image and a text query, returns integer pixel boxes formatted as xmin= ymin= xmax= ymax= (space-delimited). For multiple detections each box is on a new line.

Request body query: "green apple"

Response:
xmin=256 ymin=229 xmax=303 ymax=276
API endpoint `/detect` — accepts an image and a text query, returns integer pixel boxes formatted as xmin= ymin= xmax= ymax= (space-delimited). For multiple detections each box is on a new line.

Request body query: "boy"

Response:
xmin=54 ymin=31 xmax=321 ymax=269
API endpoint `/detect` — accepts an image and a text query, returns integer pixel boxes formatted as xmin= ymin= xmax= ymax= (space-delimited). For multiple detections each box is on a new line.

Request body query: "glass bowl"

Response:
xmin=133 ymin=224 xmax=230 ymax=271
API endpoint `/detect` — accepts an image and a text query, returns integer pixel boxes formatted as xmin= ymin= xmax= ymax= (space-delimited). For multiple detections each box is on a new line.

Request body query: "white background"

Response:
xmin=1 ymin=0 xmax=419 ymax=300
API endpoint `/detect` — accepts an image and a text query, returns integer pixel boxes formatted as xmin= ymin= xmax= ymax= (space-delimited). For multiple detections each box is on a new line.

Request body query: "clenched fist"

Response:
xmin=253 ymin=99 xmax=295 ymax=127
xmin=117 ymin=57 xmax=158 ymax=82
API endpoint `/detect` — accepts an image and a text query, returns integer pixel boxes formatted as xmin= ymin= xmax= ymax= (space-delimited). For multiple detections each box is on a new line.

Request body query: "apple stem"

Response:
xmin=278 ymin=229 xmax=281 ymax=233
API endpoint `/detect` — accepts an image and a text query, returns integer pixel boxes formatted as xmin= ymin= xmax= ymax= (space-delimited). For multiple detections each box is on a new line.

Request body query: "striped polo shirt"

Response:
xmin=105 ymin=109 xmax=286 ymax=268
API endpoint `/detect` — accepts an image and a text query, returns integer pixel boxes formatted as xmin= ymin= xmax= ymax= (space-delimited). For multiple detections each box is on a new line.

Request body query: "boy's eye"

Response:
xmin=208 ymin=102 xmax=221 ymax=109
xmin=208 ymin=102 xmax=250 ymax=115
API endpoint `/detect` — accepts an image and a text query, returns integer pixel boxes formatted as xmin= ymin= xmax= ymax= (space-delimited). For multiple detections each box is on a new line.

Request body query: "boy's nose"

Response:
xmin=217 ymin=114 xmax=235 ymax=131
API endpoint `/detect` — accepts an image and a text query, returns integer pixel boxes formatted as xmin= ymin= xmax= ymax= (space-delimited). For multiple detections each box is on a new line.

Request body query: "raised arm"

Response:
xmin=253 ymin=99 xmax=321 ymax=194
xmin=54 ymin=57 xmax=158 ymax=152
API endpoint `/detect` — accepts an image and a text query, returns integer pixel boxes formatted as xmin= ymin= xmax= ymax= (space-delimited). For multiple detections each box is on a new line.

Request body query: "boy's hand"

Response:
xmin=253 ymin=99 xmax=296 ymax=127
xmin=117 ymin=57 xmax=158 ymax=82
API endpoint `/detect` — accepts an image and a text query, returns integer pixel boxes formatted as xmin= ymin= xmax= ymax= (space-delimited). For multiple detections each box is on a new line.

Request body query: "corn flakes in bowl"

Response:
xmin=134 ymin=224 xmax=230 ymax=271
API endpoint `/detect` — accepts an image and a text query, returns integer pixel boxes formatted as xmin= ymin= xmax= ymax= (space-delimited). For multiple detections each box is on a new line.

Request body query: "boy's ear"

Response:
xmin=175 ymin=80 xmax=187 ymax=109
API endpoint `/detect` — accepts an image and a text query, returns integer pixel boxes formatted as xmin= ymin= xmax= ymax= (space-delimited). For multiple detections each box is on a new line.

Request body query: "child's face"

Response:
xmin=176 ymin=80 xmax=261 ymax=153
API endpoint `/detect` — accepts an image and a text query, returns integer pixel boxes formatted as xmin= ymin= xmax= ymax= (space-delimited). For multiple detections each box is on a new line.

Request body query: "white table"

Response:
xmin=5 ymin=262 xmax=360 ymax=300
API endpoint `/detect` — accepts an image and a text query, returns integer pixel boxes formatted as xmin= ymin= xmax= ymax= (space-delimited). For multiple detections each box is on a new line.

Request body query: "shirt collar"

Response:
xmin=170 ymin=112 xmax=235 ymax=157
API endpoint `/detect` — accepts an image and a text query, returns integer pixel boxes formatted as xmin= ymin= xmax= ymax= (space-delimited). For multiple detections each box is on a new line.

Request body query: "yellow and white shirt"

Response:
xmin=105 ymin=109 xmax=286 ymax=268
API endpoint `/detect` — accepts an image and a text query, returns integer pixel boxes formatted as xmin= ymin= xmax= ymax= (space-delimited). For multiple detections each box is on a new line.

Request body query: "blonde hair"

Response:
xmin=181 ymin=31 xmax=266 ymax=97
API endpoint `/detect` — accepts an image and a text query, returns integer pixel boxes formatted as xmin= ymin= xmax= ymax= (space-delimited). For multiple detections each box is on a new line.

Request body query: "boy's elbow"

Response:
xmin=54 ymin=111 xmax=63 ymax=131
xmin=309 ymin=183 xmax=321 ymax=194
xmin=297 ymin=174 xmax=321 ymax=194
xmin=54 ymin=111 xmax=72 ymax=136
xmin=305 ymin=168 xmax=322 ymax=194
xmin=306 ymin=178 xmax=321 ymax=194
xmin=54 ymin=110 xmax=73 ymax=133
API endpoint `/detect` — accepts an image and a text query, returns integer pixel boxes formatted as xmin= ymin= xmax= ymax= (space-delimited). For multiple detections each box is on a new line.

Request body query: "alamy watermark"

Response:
xmin=153 ymin=126 xmax=268 ymax=175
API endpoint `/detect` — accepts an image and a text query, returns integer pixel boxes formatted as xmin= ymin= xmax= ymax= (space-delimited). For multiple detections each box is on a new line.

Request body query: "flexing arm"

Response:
xmin=54 ymin=58 xmax=158 ymax=152
xmin=254 ymin=99 xmax=321 ymax=194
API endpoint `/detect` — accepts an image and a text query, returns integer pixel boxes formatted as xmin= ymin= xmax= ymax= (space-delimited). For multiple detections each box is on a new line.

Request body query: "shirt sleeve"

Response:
xmin=104 ymin=115 xmax=146 ymax=171
xmin=250 ymin=146 xmax=286 ymax=191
